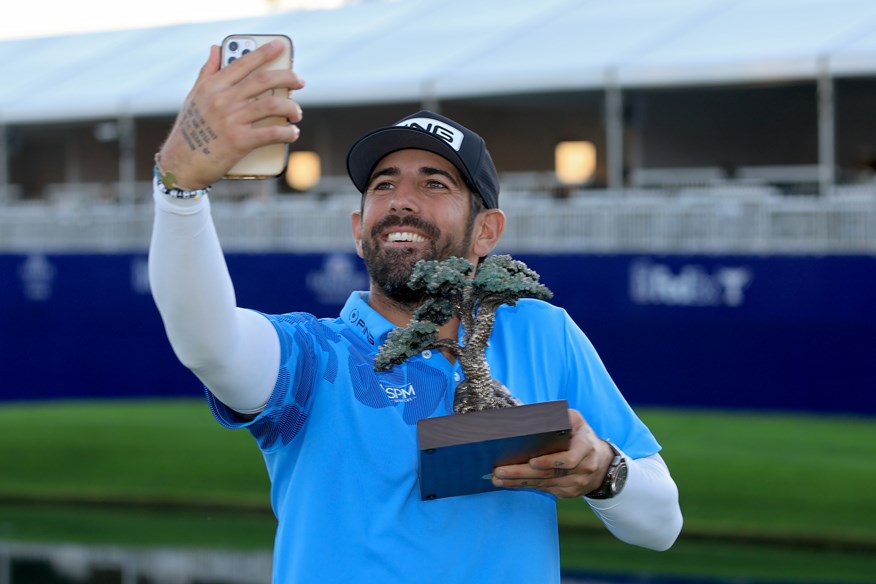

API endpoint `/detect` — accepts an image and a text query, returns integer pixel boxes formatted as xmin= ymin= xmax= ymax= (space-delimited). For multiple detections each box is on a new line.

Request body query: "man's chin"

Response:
xmin=363 ymin=239 xmax=463 ymax=305
xmin=381 ymin=247 xmax=427 ymax=272
xmin=381 ymin=284 xmax=426 ymax=306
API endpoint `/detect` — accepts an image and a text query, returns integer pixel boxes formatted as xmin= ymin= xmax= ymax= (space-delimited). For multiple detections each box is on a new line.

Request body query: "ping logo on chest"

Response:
xmin=380 ymin=383 xmax=416 ymax=403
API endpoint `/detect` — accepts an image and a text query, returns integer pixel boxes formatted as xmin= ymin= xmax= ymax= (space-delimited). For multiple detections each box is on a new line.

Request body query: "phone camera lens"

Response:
xmin=242 ymin=49 xmax=251 ymax=56
xmin=227 ymin=57 xmax=237 ymax=64
xmin=229 ymin=41 xmax=239 ymax=52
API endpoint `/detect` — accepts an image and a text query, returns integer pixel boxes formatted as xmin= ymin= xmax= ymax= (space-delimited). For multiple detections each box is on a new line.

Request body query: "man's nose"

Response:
xmin=388 ymin=182 xmax=419 ymax=213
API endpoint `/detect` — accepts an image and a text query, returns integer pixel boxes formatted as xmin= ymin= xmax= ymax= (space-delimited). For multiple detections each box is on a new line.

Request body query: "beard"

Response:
xmin=361 ymin=214 xmax=473 ymax=306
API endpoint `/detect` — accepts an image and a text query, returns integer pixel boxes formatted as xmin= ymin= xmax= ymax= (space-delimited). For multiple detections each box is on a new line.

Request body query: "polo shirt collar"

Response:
xmin=340 ymin=291 xmax=395 ymax=348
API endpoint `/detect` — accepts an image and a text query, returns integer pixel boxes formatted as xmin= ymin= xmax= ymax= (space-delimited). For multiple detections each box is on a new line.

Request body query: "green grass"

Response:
xmin=1 ymin=400 xmax=875 ymax=582
xmin=560 ymin=408 xmax=876 ymax=543
xmin=0 ymin=400 xmax=270 ymax=504
xmin=560 ymin=534 xmax=876 ymax=583
xmin=556 ymin=408 xmax=876 ymax=583
xmin=0 ymin=503 xmax=275 ymax=550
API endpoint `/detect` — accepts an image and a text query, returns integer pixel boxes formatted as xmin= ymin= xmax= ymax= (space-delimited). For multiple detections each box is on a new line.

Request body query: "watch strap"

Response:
xmin=585 ymin=440 xmax=627 ymax=499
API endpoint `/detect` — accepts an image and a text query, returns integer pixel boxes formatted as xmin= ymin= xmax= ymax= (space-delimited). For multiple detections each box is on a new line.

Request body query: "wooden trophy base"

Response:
xmin=416 ymin=400 xmax=571 ymax=501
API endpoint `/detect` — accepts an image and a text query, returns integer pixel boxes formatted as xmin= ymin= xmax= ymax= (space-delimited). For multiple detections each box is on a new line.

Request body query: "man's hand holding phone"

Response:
xmin=157 ymin=38 xmax=304 ymax=191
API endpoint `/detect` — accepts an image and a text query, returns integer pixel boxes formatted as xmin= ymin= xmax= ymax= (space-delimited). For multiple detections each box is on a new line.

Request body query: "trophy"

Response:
xmin=374 ymin=255 xmax=572 ymax=500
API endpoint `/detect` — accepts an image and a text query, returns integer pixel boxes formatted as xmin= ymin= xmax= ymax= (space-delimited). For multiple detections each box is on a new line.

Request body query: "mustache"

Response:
xmin=371 ymin=215 xmax=440 ymax=240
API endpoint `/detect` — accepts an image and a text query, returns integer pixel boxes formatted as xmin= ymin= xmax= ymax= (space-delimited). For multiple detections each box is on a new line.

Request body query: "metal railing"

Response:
xmin=0 ymin=541 xmax=271 ymax=584
xmin=1 ymin=181 xmax=874 ymax=255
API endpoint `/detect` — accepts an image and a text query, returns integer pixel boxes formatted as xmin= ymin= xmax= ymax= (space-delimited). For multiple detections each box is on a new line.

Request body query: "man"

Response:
xmin=149 ymin=41 xmax=682 ymax=583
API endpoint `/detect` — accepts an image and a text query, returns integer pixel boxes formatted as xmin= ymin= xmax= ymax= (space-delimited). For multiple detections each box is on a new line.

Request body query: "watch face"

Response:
xmin=611 ymin=461 xmax=629 ymax=496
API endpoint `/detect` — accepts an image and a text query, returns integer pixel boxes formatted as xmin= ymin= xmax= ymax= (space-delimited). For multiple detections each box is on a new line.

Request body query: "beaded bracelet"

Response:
xmin=154 ymin=153 xmax=211 ymax=200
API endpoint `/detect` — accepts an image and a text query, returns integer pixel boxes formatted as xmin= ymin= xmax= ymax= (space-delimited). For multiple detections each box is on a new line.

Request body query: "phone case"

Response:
xmin=220 ymin=34 xmax=294 ymax=180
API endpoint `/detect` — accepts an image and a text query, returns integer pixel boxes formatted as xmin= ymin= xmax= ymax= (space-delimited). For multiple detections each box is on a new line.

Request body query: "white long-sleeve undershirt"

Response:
xmin=586 ymin=451 xmax=682 ymax=550
xmin=148 ymin=182 xmax=278 ymax=413
xmin=148 ymin=182 xmax=682 ymax=550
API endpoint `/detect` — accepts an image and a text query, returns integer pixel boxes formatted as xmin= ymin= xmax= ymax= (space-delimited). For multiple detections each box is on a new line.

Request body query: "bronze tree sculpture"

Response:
xmin=374 ymin=255 xmax=553 ymax=414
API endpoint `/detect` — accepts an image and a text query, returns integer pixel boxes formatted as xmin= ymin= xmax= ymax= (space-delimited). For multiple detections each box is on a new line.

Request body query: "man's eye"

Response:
xmin=427 ymin=180 xmax=448 ymax=189
xmin=372 ymin=181 xmax=394 ymax=191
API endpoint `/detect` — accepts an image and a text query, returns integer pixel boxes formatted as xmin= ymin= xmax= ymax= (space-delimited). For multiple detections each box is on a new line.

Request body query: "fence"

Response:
xmin=1 ymin=183 xmax=874 ymax=255
xmin=0 ymin=542 xmax=272 ymax=584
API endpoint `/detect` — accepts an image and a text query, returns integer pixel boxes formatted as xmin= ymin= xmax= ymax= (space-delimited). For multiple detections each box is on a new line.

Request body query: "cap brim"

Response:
xmin=346 ymin=126 xmax=476 ymax=194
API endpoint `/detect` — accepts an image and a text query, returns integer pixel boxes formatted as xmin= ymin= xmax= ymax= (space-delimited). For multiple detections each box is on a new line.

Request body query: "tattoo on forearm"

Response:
xmin=180 ymin=102 xmax=219 ymax=155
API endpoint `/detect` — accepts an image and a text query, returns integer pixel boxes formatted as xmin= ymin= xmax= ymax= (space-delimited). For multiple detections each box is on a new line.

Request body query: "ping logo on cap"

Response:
xmin=395 ymin=117 xmax=464 ymax=152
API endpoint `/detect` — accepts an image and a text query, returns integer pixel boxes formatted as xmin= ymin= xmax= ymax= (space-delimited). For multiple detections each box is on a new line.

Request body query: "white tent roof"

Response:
xmin=3 ymin=0 xmax=876 ymax=123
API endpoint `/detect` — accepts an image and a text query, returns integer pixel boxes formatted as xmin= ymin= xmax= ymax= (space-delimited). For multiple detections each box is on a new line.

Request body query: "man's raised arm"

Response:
xmin=148 ymin=42 xmax=304 ymax=414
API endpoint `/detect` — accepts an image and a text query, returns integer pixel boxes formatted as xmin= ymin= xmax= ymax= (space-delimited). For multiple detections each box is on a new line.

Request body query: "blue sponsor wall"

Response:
xmin=1 ymin=252 xmax=874 ymax=414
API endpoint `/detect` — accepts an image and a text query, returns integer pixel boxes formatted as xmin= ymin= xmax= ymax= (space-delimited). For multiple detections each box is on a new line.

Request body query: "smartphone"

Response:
xmin=220 ymin=34 xmax=294 ymax=180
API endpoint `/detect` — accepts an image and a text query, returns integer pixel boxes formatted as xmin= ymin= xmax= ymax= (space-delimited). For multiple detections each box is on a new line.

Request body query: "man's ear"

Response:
xmin=351 ymin=210 xmax=365 ymax=258
xmin=472 ymin=209 xmax=505 ymax=258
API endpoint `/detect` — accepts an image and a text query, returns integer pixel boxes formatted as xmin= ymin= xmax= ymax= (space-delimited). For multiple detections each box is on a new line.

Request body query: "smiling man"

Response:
xmin=352 ymin=148 xmax=503 ymax=319
xmin=148 ymin=41 xmax=682 ymax=584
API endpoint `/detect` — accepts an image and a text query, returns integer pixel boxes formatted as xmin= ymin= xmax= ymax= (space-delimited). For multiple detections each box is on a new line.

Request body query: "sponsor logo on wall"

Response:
xmin=306 ymin=254 xmax=369 ymax=305
xmin=19 ymin=254 xmax=56 ymax=302
xmin=629 ymin=259 xmax=752 ymax=307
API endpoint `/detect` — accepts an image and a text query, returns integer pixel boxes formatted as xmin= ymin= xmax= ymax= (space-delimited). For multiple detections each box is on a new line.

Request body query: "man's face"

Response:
xmin=352 ymin=149 xmax=479 ymax=304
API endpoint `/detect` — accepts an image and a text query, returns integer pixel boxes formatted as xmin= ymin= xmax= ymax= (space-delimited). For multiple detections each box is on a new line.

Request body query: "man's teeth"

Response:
xmin=387 ymin=232 xmax=426 ymax=243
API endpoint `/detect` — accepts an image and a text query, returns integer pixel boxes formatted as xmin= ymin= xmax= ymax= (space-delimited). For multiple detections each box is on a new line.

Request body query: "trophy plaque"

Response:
xmin=374 ymin=255 xmax=572 ymax=500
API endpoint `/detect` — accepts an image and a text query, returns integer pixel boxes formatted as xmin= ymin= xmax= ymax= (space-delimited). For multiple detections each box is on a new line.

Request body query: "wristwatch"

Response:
xmin=585 ymin=441 xmax=628 ymax=499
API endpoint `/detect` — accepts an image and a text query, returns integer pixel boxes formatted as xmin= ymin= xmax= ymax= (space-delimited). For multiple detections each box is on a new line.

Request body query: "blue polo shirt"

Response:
xmin=207 ymin=292 xmax=660 ymax=583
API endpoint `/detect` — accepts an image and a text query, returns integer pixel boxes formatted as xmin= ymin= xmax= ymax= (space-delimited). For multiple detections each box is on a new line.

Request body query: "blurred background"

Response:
xmin=1 ymin=0 xmax=875 ymax=583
